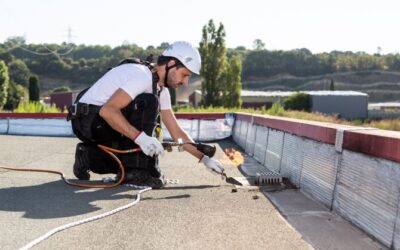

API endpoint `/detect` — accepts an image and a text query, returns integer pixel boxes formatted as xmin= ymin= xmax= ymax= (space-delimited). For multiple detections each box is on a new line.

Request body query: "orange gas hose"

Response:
xmin=0 ymin=145 xmax=142 ymax=188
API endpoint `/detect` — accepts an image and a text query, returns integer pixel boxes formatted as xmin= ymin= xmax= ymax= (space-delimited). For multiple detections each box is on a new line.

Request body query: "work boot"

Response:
xmin=73 ymin=143 xmax=91 ymax=180
xmin=118 ymin=169 xmax=164 ymax=189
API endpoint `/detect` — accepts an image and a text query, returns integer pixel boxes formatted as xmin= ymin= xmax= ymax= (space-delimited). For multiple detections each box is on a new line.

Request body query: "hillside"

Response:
xmin=243 ymin=71 xmax=400 ymax=102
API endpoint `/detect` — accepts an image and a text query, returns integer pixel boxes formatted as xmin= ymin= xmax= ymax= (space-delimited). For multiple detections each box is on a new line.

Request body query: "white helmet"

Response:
xmin=162 ymin=41 xmax=201 ymax=74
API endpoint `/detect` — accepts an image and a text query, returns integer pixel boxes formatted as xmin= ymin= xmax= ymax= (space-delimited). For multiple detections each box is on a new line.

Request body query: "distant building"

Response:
xmin=50 ymin=91 xmax=79 ymax=111
xmin=189 ymin=90 xmax=368 ymax=119
xmin=307 ymin=91 xmax=368 ymax=119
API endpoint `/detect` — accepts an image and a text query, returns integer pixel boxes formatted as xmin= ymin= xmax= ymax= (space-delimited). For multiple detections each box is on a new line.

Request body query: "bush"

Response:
xmin=52 ymin=86 xmax=71 ymax=93
xmin=284 ymin=92 xmax=311 ymax=111
xmin=16 ymin=101 xmax=60 ymax=113
xmin=266 ymin=102 xmax=285 ymax=116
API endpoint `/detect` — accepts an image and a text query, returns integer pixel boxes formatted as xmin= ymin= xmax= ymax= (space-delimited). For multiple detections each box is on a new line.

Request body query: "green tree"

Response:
xmin=223 ymin=55 xmax=242 ymax=107
xmin=4 ymin=82 xmax=27 ymax=110
xmin=158 ymin=42 xmax=170 ymax=50
xmin=8 ymin=59 xmax=31 ymax=87
xmin=199 ymin=19 xmax=228 ymax=107
xmin=329 ymin=78 xmax=335 ymax=91
xmin=0 ymin=60 xmax=10 ymax=109
xmin=252 ymin=39 xmax=265 ymax=50
xmin=28 ymin=75 xmax=40 ymax=101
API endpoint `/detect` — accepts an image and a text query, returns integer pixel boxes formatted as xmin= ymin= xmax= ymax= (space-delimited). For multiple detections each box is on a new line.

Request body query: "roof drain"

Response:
xmin=255 ymin=172 xmax=283 ymax=185
xmin=226 ymin=172 xmax=283 ymax=186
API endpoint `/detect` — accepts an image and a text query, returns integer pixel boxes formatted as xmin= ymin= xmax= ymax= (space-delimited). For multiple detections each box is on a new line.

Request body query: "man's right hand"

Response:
xmin=134 ymin=132 xmax=165 ymax=157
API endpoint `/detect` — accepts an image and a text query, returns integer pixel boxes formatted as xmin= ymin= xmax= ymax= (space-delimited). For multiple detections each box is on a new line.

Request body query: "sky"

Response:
xmin=1 ymin=0 xmax=399 ymax=54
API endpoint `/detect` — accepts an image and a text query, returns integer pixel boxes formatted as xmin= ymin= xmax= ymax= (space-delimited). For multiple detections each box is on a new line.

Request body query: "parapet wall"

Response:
xmin=232 ymin=113 xmax=400 ymax=249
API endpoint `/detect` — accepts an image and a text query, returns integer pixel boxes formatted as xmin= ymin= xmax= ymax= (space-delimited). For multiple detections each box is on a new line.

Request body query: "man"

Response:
xmin=69 ymin=41 xmax=225 ymax=188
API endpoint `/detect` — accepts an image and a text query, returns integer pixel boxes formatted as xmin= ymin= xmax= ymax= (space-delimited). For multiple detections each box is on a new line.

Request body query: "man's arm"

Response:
xmin=161 ymin=109 xmax=203 ymax=160
xmin=99 ymin=89 xmax=140 ymax=139
xmin=99 ymin=89 xmax=164 ymax=156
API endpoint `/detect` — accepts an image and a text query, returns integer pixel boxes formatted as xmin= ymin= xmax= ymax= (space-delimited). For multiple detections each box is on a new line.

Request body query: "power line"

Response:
xmin=0 ymin=43 xmax=74 ymax=56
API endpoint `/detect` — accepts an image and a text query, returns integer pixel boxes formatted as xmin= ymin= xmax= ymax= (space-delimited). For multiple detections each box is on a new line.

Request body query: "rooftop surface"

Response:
xmin=0 ymin=135 xmax=310 ymax=250
xmin=0 ymin=135 xmax=384 ymax=250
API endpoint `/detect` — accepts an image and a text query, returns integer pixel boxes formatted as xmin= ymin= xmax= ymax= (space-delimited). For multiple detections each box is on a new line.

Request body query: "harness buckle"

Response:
xmin=70 ymin=103 xmax=78 ymax=116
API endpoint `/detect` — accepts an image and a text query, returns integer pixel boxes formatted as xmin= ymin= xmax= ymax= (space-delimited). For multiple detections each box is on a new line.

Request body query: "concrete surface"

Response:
xmin=0 ymin=135 xmax=310 ymax=250
xmin=264 ymin=190 xmax=385 ymax=250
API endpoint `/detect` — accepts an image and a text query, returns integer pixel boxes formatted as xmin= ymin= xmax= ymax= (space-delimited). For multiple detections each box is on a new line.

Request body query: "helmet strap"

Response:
xmin=163 ymin=60 xmax=182 ymax=88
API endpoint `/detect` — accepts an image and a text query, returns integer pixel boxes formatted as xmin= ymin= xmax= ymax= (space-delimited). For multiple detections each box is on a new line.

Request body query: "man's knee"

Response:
xmin=132 ymin=93 xmax=159 ymax=113
xmin=123 ymin=93 xmax=159 ymax=134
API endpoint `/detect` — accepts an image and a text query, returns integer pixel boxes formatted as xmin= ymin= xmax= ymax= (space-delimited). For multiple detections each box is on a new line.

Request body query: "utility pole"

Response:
xmin=67 ymin=27 xmax=73 ymax=44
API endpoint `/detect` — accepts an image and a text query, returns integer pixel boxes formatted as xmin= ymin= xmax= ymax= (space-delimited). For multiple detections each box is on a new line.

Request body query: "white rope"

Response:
xmin=19 ymin=187 xmax=152 ymax=250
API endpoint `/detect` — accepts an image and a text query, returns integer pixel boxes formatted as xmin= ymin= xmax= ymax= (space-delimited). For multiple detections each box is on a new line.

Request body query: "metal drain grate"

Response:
xmin=255 ymin=172 xmax=282 ymax=185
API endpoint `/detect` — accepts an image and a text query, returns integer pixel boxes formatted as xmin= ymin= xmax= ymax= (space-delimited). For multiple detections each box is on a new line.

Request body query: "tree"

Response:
xmin=329 ymin=78 xmax=335 ymax=91
xmin=199 ymin=19 xmax=228 ymax=107
xmin=223 ymin=55 xmax=242 ymax=107
xmin=252 ymin=39 xmax=265 ymax=50
xmin=0 ymin=60 xmax=10 ymax=109
xmin=158 ymin=42 xmax=170 ymax=50
xmin=8 ymin=59 xmax=31 ymax=87
xmin=28 ymin=75 xmax=40 ymax=101
xmin=4 ymin=82 xmax=27 ymax=110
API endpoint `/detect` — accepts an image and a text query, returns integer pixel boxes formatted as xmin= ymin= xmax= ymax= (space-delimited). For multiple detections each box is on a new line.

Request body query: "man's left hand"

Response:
xmin=200 ymin=155 xmax=225 ymax=175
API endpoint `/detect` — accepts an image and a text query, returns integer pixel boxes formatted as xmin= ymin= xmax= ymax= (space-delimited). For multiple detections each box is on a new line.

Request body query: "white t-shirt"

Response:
xmin=79 ymin=63 xmax=171 ymax=110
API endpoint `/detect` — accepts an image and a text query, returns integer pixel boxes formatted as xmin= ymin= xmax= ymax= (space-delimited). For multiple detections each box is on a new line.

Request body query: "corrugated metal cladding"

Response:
xmin=300 ymin=139 xmax=338 ymax=208
xmin=239 ymin=121 xmax=248 ymax=149
xmin=232 ymin=120 xmax=241 ymax=144
xmin=264 ymin=129 xmax=284 ymax=173
xmin=240 ymin=154 xmax=269 ymax=177
xmin=280 ymin=133 xmax=305 ymax=187
xmin=245 ymin=124 xmax=257 ymax=156
xmin=395 ymin=213 xmax=400 ymax=250
xmin=333 ymin=150 xmax=400 ymax=247
xmin=253 ymin=126 xmax=268 ymax=165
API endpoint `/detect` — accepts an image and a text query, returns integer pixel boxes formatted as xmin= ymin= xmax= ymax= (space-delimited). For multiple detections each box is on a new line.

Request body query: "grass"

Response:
xmin=175 ymin=103 xmax=400 ymax=132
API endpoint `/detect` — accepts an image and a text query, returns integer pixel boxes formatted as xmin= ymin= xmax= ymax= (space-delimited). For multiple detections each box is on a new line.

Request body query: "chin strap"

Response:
xmin=163 ymin=60 xmax=183 ymax=88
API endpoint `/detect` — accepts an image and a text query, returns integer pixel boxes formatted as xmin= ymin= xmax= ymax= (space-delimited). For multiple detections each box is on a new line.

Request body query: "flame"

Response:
xmin=222 ymin=148 xmax=244 ymax=167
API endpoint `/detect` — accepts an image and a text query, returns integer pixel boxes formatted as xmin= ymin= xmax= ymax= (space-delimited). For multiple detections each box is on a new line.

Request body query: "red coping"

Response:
xmin=343 ymin=132 xmax=400 ymax=163
xmin=237 ymin=113 xmax=337 ymax=144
